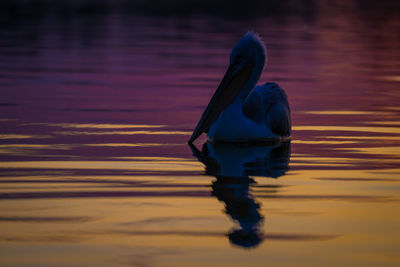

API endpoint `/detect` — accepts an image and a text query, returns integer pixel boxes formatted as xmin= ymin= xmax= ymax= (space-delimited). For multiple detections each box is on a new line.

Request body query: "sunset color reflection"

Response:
xmin=1 ymin=0 xmax=400 ymax=266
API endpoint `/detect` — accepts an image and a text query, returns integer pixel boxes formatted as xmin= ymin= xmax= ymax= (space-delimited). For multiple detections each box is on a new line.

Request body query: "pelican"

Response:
xmin=189 ymin=32 xmax=291 ymax=144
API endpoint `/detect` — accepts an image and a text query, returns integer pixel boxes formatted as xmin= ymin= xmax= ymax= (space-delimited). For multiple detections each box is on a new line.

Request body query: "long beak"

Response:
xmin=189 ymin=61 xmax=253 ymax=143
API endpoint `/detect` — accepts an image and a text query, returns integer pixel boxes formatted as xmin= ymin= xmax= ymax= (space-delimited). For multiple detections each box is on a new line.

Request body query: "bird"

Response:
xmin=188 ymin=32 xmax=291 ymax=144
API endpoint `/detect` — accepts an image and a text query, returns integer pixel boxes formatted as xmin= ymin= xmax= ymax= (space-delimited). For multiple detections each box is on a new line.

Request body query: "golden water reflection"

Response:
xmin=0 ymin=134 xmax=51 ymax=140
xmin=0 ymin=160 xmax=204 ymax=172
xmin=1 ymin=115 xmax=400 ymax=266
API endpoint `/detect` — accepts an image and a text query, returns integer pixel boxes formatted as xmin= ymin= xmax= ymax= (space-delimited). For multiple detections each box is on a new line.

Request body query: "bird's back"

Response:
xmin=243 ymin=82 xmax=291 ymax=137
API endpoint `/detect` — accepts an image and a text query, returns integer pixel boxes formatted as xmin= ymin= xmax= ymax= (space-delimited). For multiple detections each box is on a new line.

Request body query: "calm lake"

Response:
xmin=1 ymin=1 xmax=400 ymax=266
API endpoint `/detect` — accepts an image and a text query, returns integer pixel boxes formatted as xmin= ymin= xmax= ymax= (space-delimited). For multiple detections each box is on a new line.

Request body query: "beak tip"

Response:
xmin=189 ymin=130 xmax=201 ymax=144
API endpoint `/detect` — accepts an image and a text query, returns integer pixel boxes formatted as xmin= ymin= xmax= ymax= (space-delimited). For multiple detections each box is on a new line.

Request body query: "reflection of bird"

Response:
xmin=212 ymin=176 xmax=263 ymax=248
xmin=189 ymin=32 xmax=291 ymax=144
xmin=190 ymin=141 xmax=290 ymax=248
xmin=189 ymin=141 xmax=290 ymax=178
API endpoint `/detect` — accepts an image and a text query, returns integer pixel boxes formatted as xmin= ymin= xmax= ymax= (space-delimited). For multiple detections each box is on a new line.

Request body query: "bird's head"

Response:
xmin=229 ymin=32 xmax=267 ymax=72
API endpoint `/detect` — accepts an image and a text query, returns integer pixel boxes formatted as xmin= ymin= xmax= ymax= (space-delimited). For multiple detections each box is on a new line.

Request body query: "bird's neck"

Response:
xmin=235 ymin=60 xmax=264 ymax=103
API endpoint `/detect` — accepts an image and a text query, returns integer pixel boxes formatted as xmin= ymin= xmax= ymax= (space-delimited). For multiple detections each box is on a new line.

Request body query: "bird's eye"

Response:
xmin=234 ymin=54 xmax=242 ymax=61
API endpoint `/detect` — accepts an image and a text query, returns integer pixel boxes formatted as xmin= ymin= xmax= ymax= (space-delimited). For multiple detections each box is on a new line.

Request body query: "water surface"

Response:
xmin=1 ymin=2 xmax=400 ymax=266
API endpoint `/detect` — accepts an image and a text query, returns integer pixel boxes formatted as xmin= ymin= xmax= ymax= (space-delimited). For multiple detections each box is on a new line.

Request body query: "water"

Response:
xmin=1 ymin=2 xmax=400 ymax=266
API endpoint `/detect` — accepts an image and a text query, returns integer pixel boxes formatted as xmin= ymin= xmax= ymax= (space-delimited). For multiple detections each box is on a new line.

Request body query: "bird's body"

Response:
xmin=208 ymin=90 xmax=276 ymax=143
xmin=189 ymin=32 xmax=291 ymax=144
